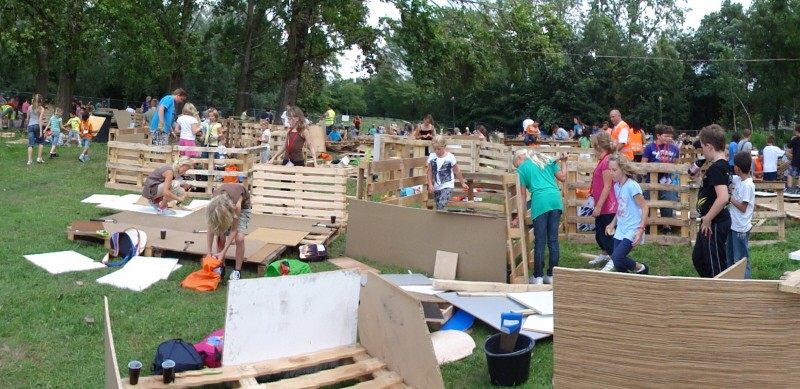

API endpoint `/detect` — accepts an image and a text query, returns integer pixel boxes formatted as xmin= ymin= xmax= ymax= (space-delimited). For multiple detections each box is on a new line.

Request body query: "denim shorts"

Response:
xmin=82 ymin=138 xmax=91 ymax=149
xmin=50 ymin=132 xmax=62 ymax=146
xmin=28 ymin=125 xmax=44 ymax=146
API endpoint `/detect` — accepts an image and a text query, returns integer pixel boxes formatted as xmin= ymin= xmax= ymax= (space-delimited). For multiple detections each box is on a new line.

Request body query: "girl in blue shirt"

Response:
xmin=605 ymin=154 xmax=649 ymax=274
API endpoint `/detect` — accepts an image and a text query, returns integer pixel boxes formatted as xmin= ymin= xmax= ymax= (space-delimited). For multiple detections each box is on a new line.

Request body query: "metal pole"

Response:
xmin=658 ymin=96 xmax=663 ymax=124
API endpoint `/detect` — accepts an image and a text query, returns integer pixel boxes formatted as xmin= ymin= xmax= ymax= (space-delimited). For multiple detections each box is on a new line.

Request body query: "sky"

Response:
xmin=336 ymin=0 xmax=753 ymax=79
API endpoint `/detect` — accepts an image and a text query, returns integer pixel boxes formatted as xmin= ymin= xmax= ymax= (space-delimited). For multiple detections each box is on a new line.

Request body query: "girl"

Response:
xmin=175 ymin=103 xmax=202 ymax=157
xmin=512 ymin=148 xmax=567 ymax=284
xmin=476 ymin=124 xmax=489 ymax=142
xmin=78 ymin=111 xmax=93 ymax=162
xmin=588 ymin=132 xmax=618 ymax=270
xmin=269 ymin=106 xmax=318 ymax=166
xmin=417 ymin=115 xmax=435 ymax=140
xmin=573 ymin=116 xmax=585 ymax=139
xmin=26 ymin=94 xmax=46 ymax=165
xmin=579 ymin=128 xmax=591 ymax=149
xmin=426 ymin=135 xmax=468 ymax=210
xmin=630 ymin=118 xmax=645 ymax=162
xmin=48 ymin=108 xmax=67 ymax=158
xmin=141 ymin=156 xmax=193 ymax=216
xmin=206 ymin=183 xmax=252 ymax=281
xmin=605 ymin=154 xmax=649 ymax=274
xmin=259 ymin=115 xmax=271 ymax=163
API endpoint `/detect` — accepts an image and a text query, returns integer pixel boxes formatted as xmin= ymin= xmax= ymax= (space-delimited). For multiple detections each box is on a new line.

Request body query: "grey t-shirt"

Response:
xmin=738 ymin=139 xmax=753 ymax=154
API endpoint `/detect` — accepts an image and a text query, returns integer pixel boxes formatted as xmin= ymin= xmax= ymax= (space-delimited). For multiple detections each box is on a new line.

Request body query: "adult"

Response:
xmin=641 ymin=125 xmax=680 ymax=232
xmin=142 ymin=101 xmax=158 ymax=127
xmin=553 ymin=124 xmax=570 ymax=140
xmin=353 ymin=115 xmax=362 ymax=134
xmin=125 ymin=104 xmax=136 ymax=114
xmin=573 ymin=116 xmax=585 ymax=137
xmin=26 ymin=94 xmax=46 ymax=165
xmin=522 ymin=116 xmax=534 ymax=134
xmin=524 ymin=119 xmax=539 ymax=145
xmin=737 ymin=128 xmax=753 ymax=155
xmin=141 ymin=156 xmax=192 ymax=215
xmin=609 ymin=109 xmax=634 ymax=160
xmin=629 ymin=118 xmax=645 ymax=162
xmin=141 ymin=96 xmax=152 ymax=113
xmin=206 ymin=183 xmax=252 ymax=281
xmin=416 ymin=114 xmax=435 ymax=140
xmin=476 ymin=125 xmax=489 ymax=142
xmin=322 ymin=103 xmax=336 ymax=135
xmin=150 ymin=88 xmax=188 ymax=146
xmin=588 ymin=132 xmax=618 ymax=271
xmin=512 ymin=148 xmax=567 ymax=284
xmin=269 ymin=106 xmax=318 ymax=167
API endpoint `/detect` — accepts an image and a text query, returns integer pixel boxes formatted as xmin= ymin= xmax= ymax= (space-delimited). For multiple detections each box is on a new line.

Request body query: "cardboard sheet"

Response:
xmin=437 ymin=292 xmax=551 ymax=341
xmin=345 ymin=200 xmax=507 ymax=282
xmin=108 ymin=210 xmax=331 ymax=235
xmin=433 ymin=251 xmax=458 ymax=280
xmin=223 ymin=270 xmax=361 ymax=365
xmin=247 ymin=227 xmax=308 ymax=246
xmin=430 ymin=330 xmax=476 ymax=365
xmin=24 ymin=250 xmax=106 ymax=274
xmin=508 ymin=291 xmax=554 ymax=315
xmin=522 ymin=314 xmax=554 ymax=334
xmin=82 ymin=194 xmax=122 ymax=204
xmin=95 ymin=256 xmax=180 ymax=291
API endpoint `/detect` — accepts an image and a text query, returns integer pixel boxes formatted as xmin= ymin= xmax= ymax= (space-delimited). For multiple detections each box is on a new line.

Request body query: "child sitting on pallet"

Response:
xmin=426 ymin=135 xmax=468 ymax=210
xmin=206 ymin=183 xmax=252 ymax=281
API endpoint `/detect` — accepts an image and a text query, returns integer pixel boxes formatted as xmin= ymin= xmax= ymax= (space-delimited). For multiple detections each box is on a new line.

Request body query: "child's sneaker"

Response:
xmin=78 ymin=154 xmax=85 ymax=162
xmin=156 ymin=208 xmax=176 ymax=216
xmin=635 ymin=263 xmax=649 ymax=275
xmin=229 ymin=270 xmax=241 ymax=281
xmin=49 ymin=153 xmax=55 ymax=159
xmin=544 ymin=275 xmax=553 ymax=284
xmin=529 ymin=276 xmax=543 ymax=285
xmin=588 ymin=254 xmax=609 ymax=265
xmin=27 ymin=160 xmax=32 ymax=165
xmin=148 ymin=199 xmax=160 ymax=211
xmin=600 ymin=260 xmax=615 ymax=272
xmin=36 ymin=158 xmax=45 ymax=164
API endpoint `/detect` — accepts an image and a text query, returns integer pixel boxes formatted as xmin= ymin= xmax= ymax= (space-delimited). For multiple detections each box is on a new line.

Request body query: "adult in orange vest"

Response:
xmin=609 ymin=109 xmax=634 ymax=160
xmin=629 ymin=118 xmax=645 ymax=162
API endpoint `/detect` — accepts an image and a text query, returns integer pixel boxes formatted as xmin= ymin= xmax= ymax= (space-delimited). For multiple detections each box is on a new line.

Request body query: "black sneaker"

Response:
xmin=636 ymin=264 xmax=649 ymax=275
xmin=49 ymin=153 xmax=55 ymax=159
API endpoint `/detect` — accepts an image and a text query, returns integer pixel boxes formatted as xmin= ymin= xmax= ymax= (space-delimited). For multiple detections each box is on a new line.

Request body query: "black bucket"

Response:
xmin=483 ymin=333 xmax=535 ymax=387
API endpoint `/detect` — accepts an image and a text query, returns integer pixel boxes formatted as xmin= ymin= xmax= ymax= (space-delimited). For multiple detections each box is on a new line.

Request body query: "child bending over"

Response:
xmin=206 ymin=183 xmax=251 ymax=281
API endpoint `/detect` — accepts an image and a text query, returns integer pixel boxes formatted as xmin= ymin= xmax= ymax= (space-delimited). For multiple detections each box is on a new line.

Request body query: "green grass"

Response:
xmin=1 ymin=136 xmax=799 ymax=388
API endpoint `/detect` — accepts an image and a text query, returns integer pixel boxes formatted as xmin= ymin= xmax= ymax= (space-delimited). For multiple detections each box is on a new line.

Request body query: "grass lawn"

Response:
xmin=1 ymin=136 xmax=798 ymax=388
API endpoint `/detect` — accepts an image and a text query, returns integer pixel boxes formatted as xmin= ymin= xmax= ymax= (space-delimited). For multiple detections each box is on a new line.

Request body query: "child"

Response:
xmin=259 ymin=115 xmax=271 ymax=163
xmin=605 ymin=153 xmax=649 ymax=274
xmin=762 ymin=136 xmax=785 ymax=181
xmin=206 ymin=183 xmax=251 ymax=281
xmin=579 ymin=128 xmax=591 ymax=149
xmin=786 ymin=125 xmax=800 ymax=194
xmin=524 ymin=120 xmax=540 ymax=145
xmin=65 ymin=111 xmax=81 ymax=147
xmin=738 ymin=128 xmax=753 ymax=155
xmin=727 ymin=151 xmax=754 ymax=279
xmin=426 ymin=135 xmax=468 ymax=210
xmin=78 ymin=111 xmax=93 ymax=162
xmin=47 ymin=108 xmax=67 ymax=158
xmin=690 ymin=124 xmax=731 ymax=278
xmin=175 ymin=103 xmax=201 ymax=157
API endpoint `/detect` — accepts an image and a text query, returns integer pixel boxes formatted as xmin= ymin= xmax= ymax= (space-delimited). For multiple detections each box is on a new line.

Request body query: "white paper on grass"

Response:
xmin=24 ymin=250 xmax=106 ymax=274
xmin=790 ymin=249 xmax=800 ymax=261
xmin=507 ymin=291 xmax=554 ymax=315
xmin=95 ymin=256 xmax=180 ymax=292
xmin=223 ymin=270 xmax=361 ymax=365
xmin=522 ymin=314 xmax=554 ymax=334
xmin=81 ymin=194 xmax=122 ymax=204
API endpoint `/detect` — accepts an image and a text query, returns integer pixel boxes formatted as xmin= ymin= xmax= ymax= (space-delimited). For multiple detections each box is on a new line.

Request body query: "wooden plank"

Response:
xmin=247 ymin=228 xmax=308 ymax=246
xmin=432 ymin=279 xmax=553 ymax=292
xmin=267 ymin=357 xmax=387 ymax=389
xmin=348 ymin=371 xmax=405 ymax=389
xmin=778 ymin=270 xmax=800 ymax=294
xmin=104 ymin=297 xmax=125 ymax=389
xmin=714 ymin=257 xmax=747 ymax=280
xmin=329 ymin=257 xmax=381 ymax=275
xmin=433 ymin=251 xmax=458 ymax=280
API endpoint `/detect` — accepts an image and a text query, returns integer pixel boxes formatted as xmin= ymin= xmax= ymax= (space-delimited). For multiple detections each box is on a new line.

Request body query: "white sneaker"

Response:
xmin=588 ymin=254 xmax=609 ymax=265
xmin=230 ymin=270 xmax=241 ymax=280
xmin=544 ymin=275 xmax=553 ymax=284
xmin=529 ymin=276 xmax=544 ymax=285
xmin=36 ymin=158 xmax=45 ymax=164
xmin=600 ymin=259 xmax=615 ymax=272
xmin=78 ymin=154 xmax=85 ymax=162
xmin=27 ymin=160 xmax=32 ymax=165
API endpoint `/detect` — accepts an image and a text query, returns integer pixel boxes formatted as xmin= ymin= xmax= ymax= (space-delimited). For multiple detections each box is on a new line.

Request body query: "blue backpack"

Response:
xmin=152 ymin=339 xmax=204 ymax=374
xmin=105 ymin=228 xmax=147 ymax=267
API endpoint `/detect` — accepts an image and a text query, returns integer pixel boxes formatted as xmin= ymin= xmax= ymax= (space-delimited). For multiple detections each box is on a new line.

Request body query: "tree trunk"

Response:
xmin=55 ymin=69 xmax=77 ymax=121
xmin=35 ymin=45 xmax=50 ymax=96
xmin=278 ymin=0 xmax=313 ymax=110
xmin=234 ymin=0 xmax=263 ymax=114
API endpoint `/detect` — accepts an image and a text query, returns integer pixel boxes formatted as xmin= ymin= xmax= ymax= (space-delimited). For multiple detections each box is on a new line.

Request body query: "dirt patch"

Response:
xmin=0 ymin=343 xmax=27 ymax=368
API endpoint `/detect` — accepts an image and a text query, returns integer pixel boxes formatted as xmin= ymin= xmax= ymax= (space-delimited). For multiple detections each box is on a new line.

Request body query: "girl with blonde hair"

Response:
xmin=175 ymin=102 xmax=202 ymax=157
xmin=605 ymin=153 xmax=649 ymax=274
xmin=141 ymin=155 xmax=193 ymax=215
xmin=512 ymin=148 xmax=567 ymax=284
xmin=206 ymin=183 xmax=252 ymax=280
xmin=588 ymin=132 xmax=618 ymax=270
xmin=427 ymin=135 xmax=468 ymax=209
xmin=269 ymin=106 xmax=318 ymax=166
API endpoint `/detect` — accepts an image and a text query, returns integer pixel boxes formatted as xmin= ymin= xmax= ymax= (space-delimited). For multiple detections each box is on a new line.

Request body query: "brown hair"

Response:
xmin=172 ymin=88 xmax=187 ymax=97
xmin=699 ymin=124 xmax=726 ymax=152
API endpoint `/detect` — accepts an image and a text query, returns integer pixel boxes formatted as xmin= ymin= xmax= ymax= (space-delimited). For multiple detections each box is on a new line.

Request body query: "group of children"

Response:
xmin=26 ymin=94 xmax=95 ymax=165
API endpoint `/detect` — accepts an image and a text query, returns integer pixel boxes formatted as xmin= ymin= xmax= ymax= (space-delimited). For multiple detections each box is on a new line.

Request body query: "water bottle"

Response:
xmin=688 ymin=157 xmax=706 ymax=176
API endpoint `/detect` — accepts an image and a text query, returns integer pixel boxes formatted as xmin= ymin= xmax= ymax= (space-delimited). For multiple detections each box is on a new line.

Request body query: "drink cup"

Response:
xmin=128 ymin=360 xmax=142 ymax=385
xmin=162 ymin=359 xmax=175 ymax=384
xmin=160 ymin=229 xmax=167 ymax=239
xmin=330 ymin=215 xmax=336 ymax=224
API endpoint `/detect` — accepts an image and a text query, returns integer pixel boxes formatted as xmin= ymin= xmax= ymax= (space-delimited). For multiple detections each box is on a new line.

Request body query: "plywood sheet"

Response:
xmin=508 ymin=291 xmax=554 ymax=315
xmin=433 ymin=251 xmax=458 ymax=280
xmin=437 ymin=292 xmax=551 ymax=342
xmin=308 ymin=124 xmax=327 ymax=153
xmin=95 ymin=256 xmax=180 ymax=291
xmin=713 ymin=257 xmax=747 ymax=279
xmin=522 ymin=314 xmax=553 ymax=334
xmin=345 ymin=200 xmax=507 ymax=282
xmin=359 ymin=272 xmax=445 ymax=389
xmin=103 ymin=297 xmax=124 ymax=389
xmin=247 ymin=227 xmax=308 ymax=246
xmin=223 ymin=270 xmax=361 ymax=365
xmin=24 ymin=250 xmax=106 ymax=274
xmin=553 ymin=268 xmax=800 ymax=388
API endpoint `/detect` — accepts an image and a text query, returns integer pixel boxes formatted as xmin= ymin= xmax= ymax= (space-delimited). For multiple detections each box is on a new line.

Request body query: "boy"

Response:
xmin=641 ymin=124 xmax=680 ymax=232
xmin=150 ymin=88 xmax=188 ymax=146
xmin=761 ymin=136 xmax=785 ymax=181
xmin=690 ymin=124 xmax=731 ymax=278
xmin=727 ymin=151 xmax=755 ymax=279
xmin=785 ymin=125 xmax=800 ymax=194
xmin=738 ymin=128 xmax=753 ymax=155
xmin=65 ymin=111 xmax=81 ymax=147
xmin=78 ymin=111 xmax=94 ymax=162
xmin=427 ymin=135 xmax=468 ymax=210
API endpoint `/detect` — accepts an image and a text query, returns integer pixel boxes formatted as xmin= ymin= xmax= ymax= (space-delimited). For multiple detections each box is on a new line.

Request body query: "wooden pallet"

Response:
xmin=0 ymin=131 xmax=16 ymax=138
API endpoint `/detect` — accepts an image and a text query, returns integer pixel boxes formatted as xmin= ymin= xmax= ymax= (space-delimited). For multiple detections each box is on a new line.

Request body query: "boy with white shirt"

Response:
xmin=761 ymin=136 xmax=785 ymax=181
xmin=727 ymin=151 xmax=755 ymax=279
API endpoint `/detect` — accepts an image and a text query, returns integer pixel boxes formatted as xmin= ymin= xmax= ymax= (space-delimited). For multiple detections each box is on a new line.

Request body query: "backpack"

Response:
xmin=105 ymin=228 xmax=147 ymax=268
xmin=298 ymin=244 xmax=328 ymax=262
xmin=194 ymin=329 xmax=224 ymax=368
xmin=152 ymin=339 xmax=204 ymax=374
xmin=265 ymin=259 xmax=311 ymax=277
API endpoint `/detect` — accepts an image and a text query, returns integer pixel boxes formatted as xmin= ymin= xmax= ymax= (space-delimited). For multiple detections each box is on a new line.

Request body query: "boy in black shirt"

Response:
xmin=690 ymin=124 xmax=731 ymax=278
xmin=784 ymin=125 xmax=800 ymax=194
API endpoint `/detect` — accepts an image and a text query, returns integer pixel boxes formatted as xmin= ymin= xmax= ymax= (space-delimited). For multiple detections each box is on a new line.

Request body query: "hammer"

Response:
xmin=90 ymin=218 xmax=118 ymax=224
xmin=184 ymin=240 xmax=194 ymax=251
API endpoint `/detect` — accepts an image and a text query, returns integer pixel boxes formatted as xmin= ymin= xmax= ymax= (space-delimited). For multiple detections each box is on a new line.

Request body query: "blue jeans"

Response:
xmin=726 ymin=230 xmax=752 ymax=279
xmin=524 ymin=134 xmax=537 ymax=145
xmin=763 ymin=172 xmax=777 ymax=181
xmin=611 ymin=238 xmax=638 ymax=272
xmin=532 ymin=209 xmax=561 ymax=277
xmin=28 ymin=124 xmax=44 ymax=146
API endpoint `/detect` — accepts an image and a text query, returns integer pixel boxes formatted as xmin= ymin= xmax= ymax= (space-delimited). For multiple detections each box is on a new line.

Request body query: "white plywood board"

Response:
xmin=437 ymin=292 xmax=551 ymax=341
xmin=95 ymin=256 xmax=181 ymax=292
xmin=790 ymin=249 xmax=800 ymax=261
xmin=754 ymin=191 xmax=777 ymax=197
xmin=400 ymin=285 xmax=446 ymax=295
xmin=508 ymin=291 xmax=554 ymax=315
xmin=223 ymin=270 xmax=361 ymax=365
xmin=522 ymin=314 xmax=554 ymax=334
xmin=24 ymin=250 xmax=106 ymax=274
xmin=82 ymin=194 xmax=122 ymax=204
xmin=96 ymin=198 xmax=194 ymax=217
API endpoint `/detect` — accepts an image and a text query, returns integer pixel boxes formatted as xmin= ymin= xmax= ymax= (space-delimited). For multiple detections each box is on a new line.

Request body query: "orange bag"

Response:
xmin=223 ymin=165 xmax=240 ymax=183
xmin=181 ymin=256 xmax=223 ymax=291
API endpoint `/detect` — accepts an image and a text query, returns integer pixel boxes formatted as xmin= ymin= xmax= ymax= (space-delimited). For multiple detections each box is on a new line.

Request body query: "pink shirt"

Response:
xmin=22 ymin=101 xmax=30 ymax=114
xmin=591 ymin=154 xmax=617 ymax=215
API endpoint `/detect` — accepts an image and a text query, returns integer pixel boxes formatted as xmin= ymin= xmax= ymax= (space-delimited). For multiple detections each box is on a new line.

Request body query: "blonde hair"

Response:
xmin=206 ymin=194 xmax=236 ymax=236
xmin=431 ymin=134 xmax=447 ymax=147
xmin=591 ymin=131 xmax=614 ymax=153
xmin=173 ymin=155 xmax=193 ymax=171
xmin=608 ymin=153 xmax=640 ymax=178
xmin=31 ymin=94 xmax=42 ymax=110
xmin=182 ymin=102 xmax=200 ymax=120
xmin=208 ymin=110 xmax=219 ymax=121
xmin=54 ymin=107 xmax=63 ymax=116
xmin=514 ymin=148 xmax=554 ymax=170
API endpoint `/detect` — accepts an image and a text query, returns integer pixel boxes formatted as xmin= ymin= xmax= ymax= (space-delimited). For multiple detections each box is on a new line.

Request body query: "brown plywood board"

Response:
xmin=247 ymin=227 xmax=308 ymax=246
xmin=553 ymin=268 xmax=800 ymax=388
xmin=108 ymin=210 xmax=330 ymax=234
xmin=103 ymin=297 xmax=124 ymax=389
xmin=433 ymin=250 xmax=458 ymax=280
xmin=329 ymin=257 xmax=381 ymax=275
xmin=359 ymin=273 xmax=445 ymax=389
xmin=112 ymin=110 xmax=134 ymax=129
xmin=345 ymin=200 xmax=506 ymax=282
xmin=713 ymin=257 xmax=747 ymax=279
xmin=308 ymin=125 xmax=327 ymax=153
